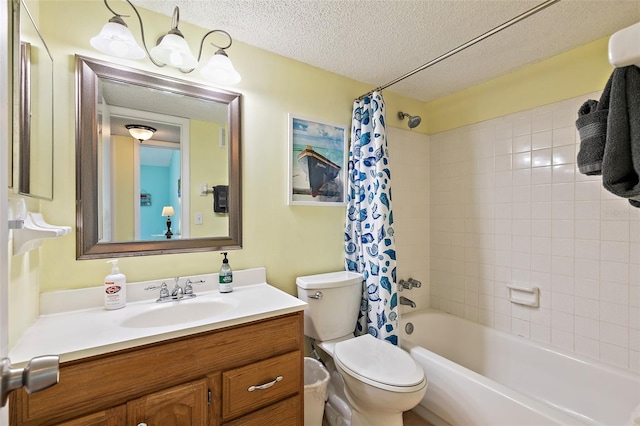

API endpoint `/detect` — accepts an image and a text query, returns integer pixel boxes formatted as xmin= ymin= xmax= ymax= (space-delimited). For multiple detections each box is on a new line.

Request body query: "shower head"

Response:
xmin=398 ymin=111 xmax=422 ymax=129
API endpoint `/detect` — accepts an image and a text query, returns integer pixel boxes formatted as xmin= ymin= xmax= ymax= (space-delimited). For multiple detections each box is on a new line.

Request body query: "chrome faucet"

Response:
xmin=146 ymin=277 xmax=203 ymax=303
xmin=408 ymin=278 xmax=422 ymax=288
xmin=398 ymin=278 xmax=422 ymax=291
xmin=144 ymin=282 xmax=172 ymax=302
xmin=399 ymin=279 xmax=411 ymax=291
xmin=184 ymin=279 xmax=194 ymax=296
xmin=184 ymin=278 xmax=204 ymax=297
xmin=171 ymin=277 xmax=184 ymax=299
xmin=399 ymin=296 xmax=416 ymax=308
xmin=157 ymin=282 xmax=170 ymax=301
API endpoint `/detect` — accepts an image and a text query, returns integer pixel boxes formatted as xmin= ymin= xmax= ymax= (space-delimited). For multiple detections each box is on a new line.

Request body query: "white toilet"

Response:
xmin=296 ymin=271 xmax=427 ymax=426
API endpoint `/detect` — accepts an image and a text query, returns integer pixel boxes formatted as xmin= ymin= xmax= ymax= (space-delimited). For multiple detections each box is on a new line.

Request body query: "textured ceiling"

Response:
xmin=134 ymin=0 xmax=640 ymax=102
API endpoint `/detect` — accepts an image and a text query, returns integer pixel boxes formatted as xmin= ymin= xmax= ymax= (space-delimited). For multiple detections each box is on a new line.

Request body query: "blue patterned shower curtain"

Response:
xmin=344 ymin=92 xmax=398 ymax=345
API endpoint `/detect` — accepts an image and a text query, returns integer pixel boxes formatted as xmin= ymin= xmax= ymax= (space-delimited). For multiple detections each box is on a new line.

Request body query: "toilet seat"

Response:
xmin=334 ymin=334 xmax=426 ymax=393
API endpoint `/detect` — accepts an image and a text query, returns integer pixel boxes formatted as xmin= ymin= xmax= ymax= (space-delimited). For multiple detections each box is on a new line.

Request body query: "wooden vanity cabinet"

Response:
xmin=9 ymin=312 xmax=304 ymax=426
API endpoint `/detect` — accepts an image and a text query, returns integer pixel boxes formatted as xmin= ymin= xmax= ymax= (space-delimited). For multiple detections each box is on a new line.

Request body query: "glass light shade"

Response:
xmin=90 ymin=22 xmax=146 ymax=60
xmin=161 ymin=206 xmax=175 ymax=217
xmin=150 ymin=34 xmax=198 ymax=69
xmin=200 ymin=52 xmax=241 ymax=85
xmin=126 ymin=125 xmax=156 ymax=141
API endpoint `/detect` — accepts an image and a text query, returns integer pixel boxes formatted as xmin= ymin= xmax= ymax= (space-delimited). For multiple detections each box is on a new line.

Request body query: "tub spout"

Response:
xmin=400 ymin=296 xmax=416 ymax=308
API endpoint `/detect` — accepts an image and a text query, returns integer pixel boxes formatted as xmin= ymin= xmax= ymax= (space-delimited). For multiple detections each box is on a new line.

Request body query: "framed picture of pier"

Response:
xmin=288 ymin=114 xmax=348 ymax=206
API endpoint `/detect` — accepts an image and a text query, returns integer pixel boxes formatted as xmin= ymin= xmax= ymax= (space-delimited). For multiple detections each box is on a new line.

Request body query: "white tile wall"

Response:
xmin=429 ymin=92 xmax=640 ymax=373
xmin=388 ymin=127 xmax=430 ymax=312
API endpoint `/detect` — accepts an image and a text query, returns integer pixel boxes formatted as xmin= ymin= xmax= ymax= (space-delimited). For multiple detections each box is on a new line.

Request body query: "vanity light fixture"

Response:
xmin=90 ymin=0 xmax=241 ymax=85
xmin=125 ymin=124 xmax=156 ymax=142
xmin=90 ymin=7 xmax=145 ymax=60
xmin=161 ymin=206 xmax=175 ymax=239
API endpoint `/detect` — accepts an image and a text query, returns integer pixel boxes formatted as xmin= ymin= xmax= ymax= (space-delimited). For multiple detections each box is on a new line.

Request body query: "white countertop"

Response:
xmin=9 ymin=268 xmax=307 ymax=365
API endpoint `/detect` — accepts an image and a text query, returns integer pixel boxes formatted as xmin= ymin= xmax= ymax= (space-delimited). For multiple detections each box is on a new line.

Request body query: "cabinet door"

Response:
xmin=56 ymin=406 xmax=126 ymax=426
xmin=128 ymin=379 xmax=208 ymax=426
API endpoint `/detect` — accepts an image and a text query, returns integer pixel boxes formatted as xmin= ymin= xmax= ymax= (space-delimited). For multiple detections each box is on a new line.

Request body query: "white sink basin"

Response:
xmin=121 ymin=298 xmax=236 ymax=328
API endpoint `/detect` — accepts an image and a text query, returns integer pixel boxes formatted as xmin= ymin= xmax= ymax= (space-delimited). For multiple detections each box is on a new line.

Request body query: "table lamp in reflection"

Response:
xmin=161 ymin=206 xmax=175 ymax=239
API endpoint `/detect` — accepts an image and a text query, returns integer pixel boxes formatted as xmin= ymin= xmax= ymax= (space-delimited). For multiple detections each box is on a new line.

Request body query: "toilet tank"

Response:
xmin=296 ymin=271 xmax=363 ymax=342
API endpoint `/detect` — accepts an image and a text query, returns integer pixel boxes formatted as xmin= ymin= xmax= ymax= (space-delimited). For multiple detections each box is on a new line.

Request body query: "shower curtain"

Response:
xmin=344 ymin=91 xmax=399 ymax=345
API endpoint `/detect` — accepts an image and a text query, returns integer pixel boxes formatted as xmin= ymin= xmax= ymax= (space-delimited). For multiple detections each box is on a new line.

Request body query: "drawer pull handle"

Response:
xmin=247 ymin=375 xmax=283 ymax=392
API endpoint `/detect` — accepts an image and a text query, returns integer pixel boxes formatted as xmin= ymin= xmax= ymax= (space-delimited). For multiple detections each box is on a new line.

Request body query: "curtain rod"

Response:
xmin=356 ymin=0 xmax=561 ymax=101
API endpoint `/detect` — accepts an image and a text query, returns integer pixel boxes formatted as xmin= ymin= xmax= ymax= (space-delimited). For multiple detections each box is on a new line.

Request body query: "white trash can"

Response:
xmin=304 ymin=357 xmax=330 ymax=426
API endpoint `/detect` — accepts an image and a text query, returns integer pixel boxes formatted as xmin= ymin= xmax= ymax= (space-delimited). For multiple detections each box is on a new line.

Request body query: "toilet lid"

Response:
xmin=334 ymin=334 xmax=425 ymax=388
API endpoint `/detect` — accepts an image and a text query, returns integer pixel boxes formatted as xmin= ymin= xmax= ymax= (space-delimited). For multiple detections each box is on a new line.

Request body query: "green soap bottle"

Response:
xmin=219 ymin=252 xmax=233 ymax=293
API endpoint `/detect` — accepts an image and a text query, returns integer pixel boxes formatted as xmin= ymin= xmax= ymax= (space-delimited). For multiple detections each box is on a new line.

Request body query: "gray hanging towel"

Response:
xmin=602 ymin=66 xmax=640 ymax=208
xmin=576 ymin=75 xmax=613 ymax=175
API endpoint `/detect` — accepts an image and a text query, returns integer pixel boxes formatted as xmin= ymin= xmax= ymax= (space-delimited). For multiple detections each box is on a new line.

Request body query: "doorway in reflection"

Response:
xmin=139 ymin=145 xmax=181 ymax=239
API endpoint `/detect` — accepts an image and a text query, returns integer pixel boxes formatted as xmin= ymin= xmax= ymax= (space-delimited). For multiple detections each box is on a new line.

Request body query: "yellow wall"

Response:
xmin=425 ymin=37 xmax=613 ymax=133
xmin=8 ymin=238 xmax=40 ymax=348
xmin=113 ymin=135 xmax=135 ymax=241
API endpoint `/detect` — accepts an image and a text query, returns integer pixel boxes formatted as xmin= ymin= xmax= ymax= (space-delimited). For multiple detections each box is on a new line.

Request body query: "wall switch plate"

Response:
xmin=194 ymin=212 xmax=203 ymax=225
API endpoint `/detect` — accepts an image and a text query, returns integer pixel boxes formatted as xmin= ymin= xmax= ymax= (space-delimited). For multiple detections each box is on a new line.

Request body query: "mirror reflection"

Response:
xmin=16 ymin=0 xmax=54 ymax=200
xmin=97 ymin=82 xmax=229 ymax=242
xmin=76 ymin=56 xmax=242 ymax=259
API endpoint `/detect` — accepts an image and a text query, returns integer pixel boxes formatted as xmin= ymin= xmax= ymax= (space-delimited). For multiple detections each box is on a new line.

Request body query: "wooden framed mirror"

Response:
xmin=76 ymin=56 xmax=242 ymax=259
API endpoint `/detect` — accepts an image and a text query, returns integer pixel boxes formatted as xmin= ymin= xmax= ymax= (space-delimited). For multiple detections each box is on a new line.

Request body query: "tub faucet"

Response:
xmin=398 ymin=279 xmax=411 ymax=291
xmin=408 ymin=278 xmax=422 ymax=288
xmin=400 ymin=296 xmax=416 ymax=308
xmin=399 ymin=278 xmax=422 ymax=291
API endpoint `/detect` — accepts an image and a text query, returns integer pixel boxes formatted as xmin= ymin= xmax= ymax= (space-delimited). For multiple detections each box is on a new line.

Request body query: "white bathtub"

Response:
xmin=400 ymin=309 xmax=640 ymax=426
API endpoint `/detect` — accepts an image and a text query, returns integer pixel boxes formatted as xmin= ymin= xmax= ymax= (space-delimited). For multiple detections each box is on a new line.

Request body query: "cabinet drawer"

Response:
xmin=222 ymin=351 xmax=301 ymax=420
xmin=222 ymin=394 xmax=302 ymax=426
